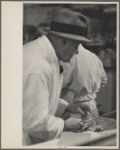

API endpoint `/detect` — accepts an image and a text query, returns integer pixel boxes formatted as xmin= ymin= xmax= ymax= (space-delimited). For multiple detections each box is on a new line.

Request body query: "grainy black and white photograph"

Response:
xmin=1 ymin=1 xmax=119 ymax=149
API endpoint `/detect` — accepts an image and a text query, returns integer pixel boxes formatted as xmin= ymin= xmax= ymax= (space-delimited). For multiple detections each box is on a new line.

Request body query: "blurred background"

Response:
xmin=23 ymin=4 xmax=117 ymax=118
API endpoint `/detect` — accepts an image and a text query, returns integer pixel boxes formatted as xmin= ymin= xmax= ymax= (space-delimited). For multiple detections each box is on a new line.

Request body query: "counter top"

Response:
xmin=28 ymin=117 xmax=117 ymax=148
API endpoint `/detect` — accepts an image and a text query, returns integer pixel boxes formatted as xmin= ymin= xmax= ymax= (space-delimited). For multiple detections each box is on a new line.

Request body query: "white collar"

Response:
xmin=42 ymin=35 xmax=59 ymax=64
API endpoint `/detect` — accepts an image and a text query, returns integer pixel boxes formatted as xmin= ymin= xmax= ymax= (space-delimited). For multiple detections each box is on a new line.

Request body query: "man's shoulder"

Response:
xmin=80 ymin=44 xmax=101 ymax=60
xmin=23 ymin=36 xmax=44 ymax=50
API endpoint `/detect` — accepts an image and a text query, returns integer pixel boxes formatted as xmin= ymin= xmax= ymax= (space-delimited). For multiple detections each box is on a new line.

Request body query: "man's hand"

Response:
xmin=66 ymin=102 xmax=90 ymax=116
xmin=64 ymin=117 xmax=85 ymax=132
xmin=77 ymin=102 xmax=91 ymax=112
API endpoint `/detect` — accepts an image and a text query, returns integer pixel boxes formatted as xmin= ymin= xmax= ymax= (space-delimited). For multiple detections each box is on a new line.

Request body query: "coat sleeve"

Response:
xmin=55 ymin=98 xmax=69 ymax=117
xmin=98 ymin=58 xmax=107 ymax=87
xmin=23 ymin=74 xmax=64 ymax=143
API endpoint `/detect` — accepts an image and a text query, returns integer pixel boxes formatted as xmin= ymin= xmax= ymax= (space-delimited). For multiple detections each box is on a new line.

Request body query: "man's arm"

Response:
xmin=23 ymin=74 xmax=64 ymax=143
xmin=98 ymin=57 xmax=107 ymax=87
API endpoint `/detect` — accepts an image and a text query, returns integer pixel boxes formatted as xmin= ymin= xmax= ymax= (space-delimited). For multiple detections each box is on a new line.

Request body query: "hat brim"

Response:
xmin=42 ymin=27 xmax=91 ymax=43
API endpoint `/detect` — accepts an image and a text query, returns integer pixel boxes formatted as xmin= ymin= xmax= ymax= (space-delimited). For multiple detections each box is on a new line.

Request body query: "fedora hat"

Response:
xmin=44 ymin=8 xmax=91 ymax=42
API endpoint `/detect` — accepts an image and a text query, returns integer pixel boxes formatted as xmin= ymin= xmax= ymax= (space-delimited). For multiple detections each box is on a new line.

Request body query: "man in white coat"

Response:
xmin=61 ymin=44 xmax=107 ymax=119
xmin=23 ymin=8 xmax=91 ymax=145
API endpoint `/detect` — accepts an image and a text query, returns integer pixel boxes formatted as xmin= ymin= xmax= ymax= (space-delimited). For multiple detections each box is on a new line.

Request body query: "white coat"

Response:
xmin=23 ymin=35 xmax=68 ymax=145
xmin=61 ymin=44 xmax=107 ymax=118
